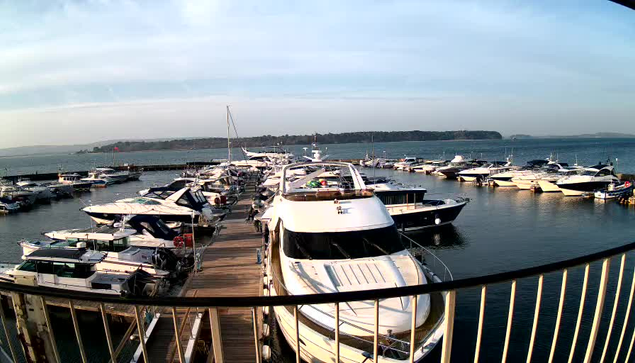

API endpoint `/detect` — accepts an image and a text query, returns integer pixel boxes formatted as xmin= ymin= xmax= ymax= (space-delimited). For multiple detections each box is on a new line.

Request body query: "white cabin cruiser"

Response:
xmin=3 ymin=249 xmax=156 ymax=296
xmin=458 ymin=159 xmax=514 ymax=182
xmin=556 ymin=165 xmax=619 ymax=196
xmin=265 ymin=162 xmax=449 ymax=362
xmin=435 ymin=155 xmax=471 ymax=179
xmin=82 ymin=187 xmax=218 ymax=226
xmin=58 ymin=173 xmax=93 ymax=191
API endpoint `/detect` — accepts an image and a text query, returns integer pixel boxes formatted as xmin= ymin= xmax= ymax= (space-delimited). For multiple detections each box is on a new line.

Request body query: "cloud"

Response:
xmin=0 ymin=0 xmax=634 ymax=147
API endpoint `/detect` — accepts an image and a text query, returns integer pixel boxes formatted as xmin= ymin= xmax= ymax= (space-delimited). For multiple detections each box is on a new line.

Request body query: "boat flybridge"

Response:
xmin=264 ymin=161 xmax=449 ymax=362
xmin=458 ymin=158 xmax=514 ymax=182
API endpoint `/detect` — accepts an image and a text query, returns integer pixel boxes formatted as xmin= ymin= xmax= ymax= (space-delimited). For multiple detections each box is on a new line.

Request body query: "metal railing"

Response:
xmin=1 ymin=241 xmax=635 ymax=362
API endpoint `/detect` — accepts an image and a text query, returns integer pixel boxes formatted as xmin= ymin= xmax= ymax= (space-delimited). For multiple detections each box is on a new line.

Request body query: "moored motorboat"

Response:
xmin=556 ymin=165 xmax=619 ymax=197
xmin=366 ymin=179 xmax=468 ymax=231
xmin=264 ymin=162 xmax=450 ymax=362
xmin=58 ymin=173 xmax=93 ymax=191
xmin=3 ymin=249 xmax=158 ymax=296
xmin=594 ymin=181 xmax=633 ymax=200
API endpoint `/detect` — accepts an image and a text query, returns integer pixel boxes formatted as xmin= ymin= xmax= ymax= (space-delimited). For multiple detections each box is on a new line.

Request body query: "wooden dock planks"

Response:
xmin=147 ymin=187 xmax=263 ymax=363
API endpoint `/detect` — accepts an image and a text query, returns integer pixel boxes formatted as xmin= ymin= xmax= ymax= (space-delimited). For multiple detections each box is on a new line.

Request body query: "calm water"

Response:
xmin=3 ymin=138 xmax=635 ymax=175
xmin=1 ymin=139 xmax=635 ymax=362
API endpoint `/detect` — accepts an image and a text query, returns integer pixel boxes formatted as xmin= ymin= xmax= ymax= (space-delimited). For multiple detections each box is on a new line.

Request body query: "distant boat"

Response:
xmin=594 ymin=181 xmax=633 ymax=200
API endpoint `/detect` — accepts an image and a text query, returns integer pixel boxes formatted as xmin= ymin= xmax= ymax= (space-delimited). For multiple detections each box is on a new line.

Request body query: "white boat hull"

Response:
xmin=537 ymin=180 xmax=561 ymax=193
xmin=493 ymin=179 xmax=517 ymax=187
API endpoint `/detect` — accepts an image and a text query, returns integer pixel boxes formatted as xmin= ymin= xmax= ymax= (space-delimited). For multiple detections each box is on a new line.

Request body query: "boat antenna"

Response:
xmin=226 ymin=105 xmax=232 ymax=164
xmin=372 ymin=134 xmax=376 ymax=179
xmin=227 ymin=106 xmax=247 ymax=160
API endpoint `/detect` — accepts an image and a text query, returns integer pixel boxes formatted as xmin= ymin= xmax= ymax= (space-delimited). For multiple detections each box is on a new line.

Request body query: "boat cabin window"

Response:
xmin=376 ymin=192 xmax=426 ymax=205
xmin=597 ymin=168 xmax=614 ymax=176
xmin=169 ymin=180 xmax=188 ymax=189
xmin=20 ymin=261 xmax=95 ymax=278
xmin=282 ymin=225 xmax=404 ymax=260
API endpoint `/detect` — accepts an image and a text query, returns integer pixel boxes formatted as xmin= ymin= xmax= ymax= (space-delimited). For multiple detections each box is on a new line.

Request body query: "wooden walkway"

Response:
xmin=148 ymin=188 xmax=263 ymax=363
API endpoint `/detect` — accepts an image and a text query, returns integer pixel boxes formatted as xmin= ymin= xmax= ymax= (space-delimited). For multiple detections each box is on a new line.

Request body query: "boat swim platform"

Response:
xmin=146 ymin=185 xmax=264 ymax=363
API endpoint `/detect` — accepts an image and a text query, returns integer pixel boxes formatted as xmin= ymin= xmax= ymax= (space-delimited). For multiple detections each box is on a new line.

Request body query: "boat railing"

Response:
xmin=2 ymin=241 xmax=635 ymax=362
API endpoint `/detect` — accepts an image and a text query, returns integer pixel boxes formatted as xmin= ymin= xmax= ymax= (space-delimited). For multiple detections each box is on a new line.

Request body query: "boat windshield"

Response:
xmin=282 ymin=225 xmax=405 ymax=260
xmin=125 ymin=198 xmax=161 ymax=205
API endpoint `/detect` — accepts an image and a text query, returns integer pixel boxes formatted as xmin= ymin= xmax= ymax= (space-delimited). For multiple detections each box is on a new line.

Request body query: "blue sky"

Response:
xmin=0 ymin=0 xmax=634 ymax=147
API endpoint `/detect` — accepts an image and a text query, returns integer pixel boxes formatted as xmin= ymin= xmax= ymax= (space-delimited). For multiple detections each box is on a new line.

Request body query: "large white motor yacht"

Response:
xmin=265 ymin=162 xmax=449 ymax=362
xmin=556 ymin=165 xmax=619 ymax=196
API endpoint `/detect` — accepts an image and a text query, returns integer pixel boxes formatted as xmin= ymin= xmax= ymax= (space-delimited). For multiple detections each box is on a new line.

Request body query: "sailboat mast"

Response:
xmin=226 ymin=105 xmax=231 ymax=163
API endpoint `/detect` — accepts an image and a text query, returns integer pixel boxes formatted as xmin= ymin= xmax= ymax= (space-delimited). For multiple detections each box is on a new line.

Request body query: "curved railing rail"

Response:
xmin=0 ymin=241 xmax=633 ymax=307
xmin=1 ymin=240 xmax=635 ymax=363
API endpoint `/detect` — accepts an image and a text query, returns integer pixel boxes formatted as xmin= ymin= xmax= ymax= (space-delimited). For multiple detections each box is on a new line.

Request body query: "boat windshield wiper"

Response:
xmin=294 ymin=240 xmax=312 ymax=260
xmin=362 ymin=238 xmax=389 ymax=255
xmin=331 ymin=242 xmax=351 ymax=259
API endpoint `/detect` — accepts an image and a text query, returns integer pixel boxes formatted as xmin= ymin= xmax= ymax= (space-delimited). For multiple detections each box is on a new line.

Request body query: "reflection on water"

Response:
xmin=404 ymin=225 xmax=467 ymax=250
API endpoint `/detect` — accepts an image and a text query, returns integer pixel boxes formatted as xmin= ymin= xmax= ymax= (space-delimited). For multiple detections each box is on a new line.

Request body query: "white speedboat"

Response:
xmin=16 ymin=180 xmax=54 ymax=201
xmin=140 ymin=178 xmax=230 ymax=207
xmin=43 ymin=215 xmax=186 ymax=249
xmin=556 ymin=165 xmax=620 ymax=196
xmin=81 ymin=170 xmax=113 ymax=187
xmin=82 ymin=187 xmax=218 ymax=226
xmin=0 ymin=198 xmax=19 ymax=213
xmin=435 ymin=155 xmax=471 ymax=179
xmin=0 ymin=183 xmax=37 ymax=206
xmin=458 ymin=160 xmax=514 ymax=182
xmin=4 ymin=249 xmax=157 ymax=296
xmin=265 ymin=162 xmax=449 ymax=362
xmin=393 ymin=157 xmax=418 ymax=171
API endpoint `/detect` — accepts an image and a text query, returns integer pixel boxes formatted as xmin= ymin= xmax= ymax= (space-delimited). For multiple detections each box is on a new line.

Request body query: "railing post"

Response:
xmin=69 ymin=300 xmax=88 ymax=363
xmin=252 ymin=307 xmax=262 ymax=363
xmin=209 ymin=307 xmax=224 ymax=363
xmin=600 ymin=254 xmax=625 ymax=363
xmin=583 ymin=258 xmax=611 ymax=363
xmin=374 ymin=299 xmax=379 ymax=363
xmin=409 ymin=295 xmax=418 ymax=363
xmin=613 ymin=265 xmax=635 ymax=363
xmin=335 ymin=302 xmax=340 ymax=363
xmin=569 ymin=263 xmax=590 ymax=363
xmin=441 ymin=290 xmax=456 ymax=363
xmin=172 ymin=307 xmax=185 ymax=363
xmin=474 ymin=285 xmax=487 ymax=363
xmin=526 ymin=275 xmax=544 ymax=363
xmin=501 ymin=280 xmax=517 ymax=363
xmin=0 ymin=297 xmax=18 ymax=363
xmin=548 ymin=269 xmax=568 ymax=363
xmin=134 ymin=305 xmax=149 ymax=363
xmin=99 ymin=303 xmax=116 ymax=363
xmin=294 ymin=305 xmax=301 ymax=363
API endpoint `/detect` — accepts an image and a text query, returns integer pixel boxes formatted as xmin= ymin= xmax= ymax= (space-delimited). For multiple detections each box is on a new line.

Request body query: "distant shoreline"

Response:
xmin=85 ymin=130 xmax=503 ymax=154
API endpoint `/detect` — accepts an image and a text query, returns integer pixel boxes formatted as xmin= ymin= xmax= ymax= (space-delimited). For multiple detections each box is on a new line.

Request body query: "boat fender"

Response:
xmin=434 ymin=216 xmax=441 ymax=225
xmin=262 ymin=345 xmax=272 ymax=361
xmin=263 ymin=288 xmax=269 ymax=296
xmin=262 ymin=306 xmax=270 ymax=316
xmin=262 ymin=323 xmax=271 ymax=337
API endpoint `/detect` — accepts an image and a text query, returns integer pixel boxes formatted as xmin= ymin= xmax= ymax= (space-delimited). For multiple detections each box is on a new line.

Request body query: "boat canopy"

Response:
xmin=25 ymin=249 xmax=105 ymax=264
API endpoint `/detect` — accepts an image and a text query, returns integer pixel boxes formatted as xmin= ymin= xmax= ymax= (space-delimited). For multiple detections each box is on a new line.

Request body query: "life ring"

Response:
xmin=173 ymin=236 xmax=185 ymax=248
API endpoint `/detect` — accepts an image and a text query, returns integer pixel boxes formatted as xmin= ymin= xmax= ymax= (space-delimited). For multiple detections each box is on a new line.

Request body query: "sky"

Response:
xmin=0 ymin=0 xmax=634 ymax=148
